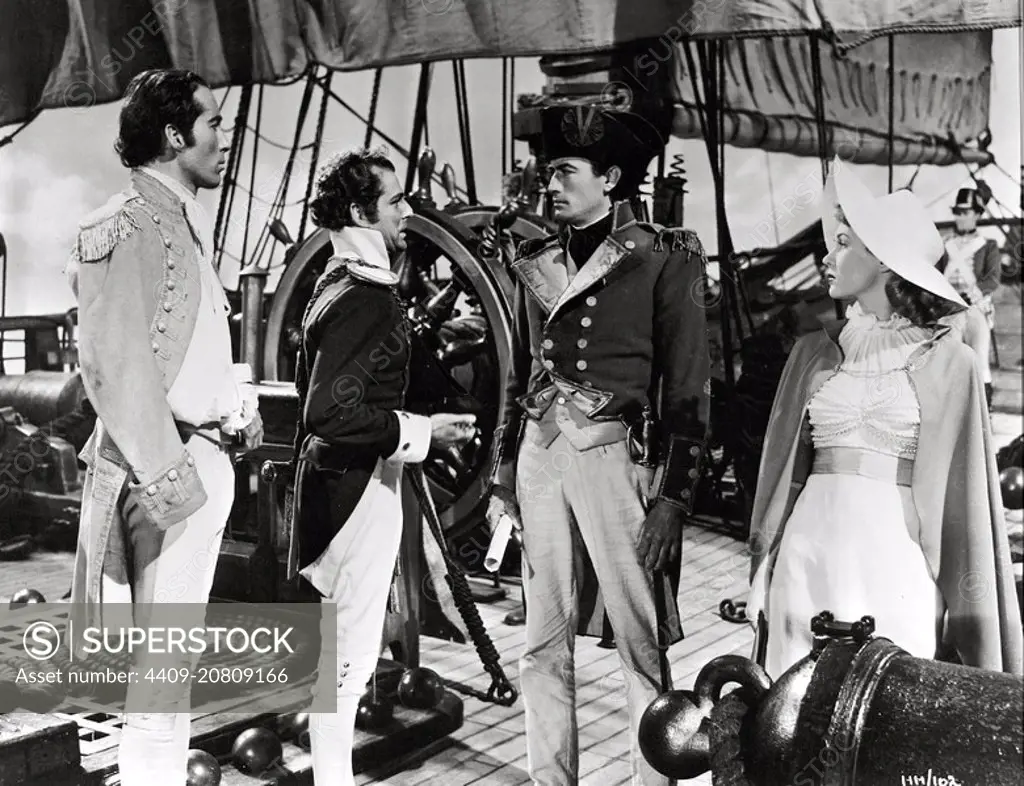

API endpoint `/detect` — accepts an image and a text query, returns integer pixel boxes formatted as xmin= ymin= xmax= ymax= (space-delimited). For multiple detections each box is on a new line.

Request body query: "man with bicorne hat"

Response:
xmin=486 ymin=104 xmax=711 ymax=785
xmin=939 ymin=185 xmax=1001 ymax=408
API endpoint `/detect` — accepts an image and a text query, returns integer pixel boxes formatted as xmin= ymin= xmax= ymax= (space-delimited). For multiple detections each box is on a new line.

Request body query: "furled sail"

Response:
xmin=1 ymin=0 xmax=1019 ymax=159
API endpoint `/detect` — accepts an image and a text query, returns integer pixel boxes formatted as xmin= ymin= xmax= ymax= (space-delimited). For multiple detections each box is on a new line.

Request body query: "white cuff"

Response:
xmin=386 ymin=411 xmax=432 ymax=463
xmin=221 ymin=380 xmax=259 ymax=435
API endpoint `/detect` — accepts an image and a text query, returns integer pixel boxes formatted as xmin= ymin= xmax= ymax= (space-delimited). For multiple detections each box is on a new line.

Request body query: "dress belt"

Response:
xmin=811 ymin=446 xmax=913 ymax=487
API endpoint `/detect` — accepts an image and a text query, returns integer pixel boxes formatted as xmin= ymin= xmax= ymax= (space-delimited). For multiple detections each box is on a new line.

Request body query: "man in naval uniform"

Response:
xmin=487 ymin=106 xmax=711 ymax=785
xmin=64 ymin=69 xmax=263 ymax=786
xmin=939 ymin=186 xmax=1002 ymax=409
xmin=287 ymin=149 xmax=477 ymax=786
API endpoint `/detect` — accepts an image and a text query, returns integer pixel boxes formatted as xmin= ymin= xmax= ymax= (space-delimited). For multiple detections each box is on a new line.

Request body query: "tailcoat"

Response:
xmin=492 ymin=200 xmax=712 ymax=639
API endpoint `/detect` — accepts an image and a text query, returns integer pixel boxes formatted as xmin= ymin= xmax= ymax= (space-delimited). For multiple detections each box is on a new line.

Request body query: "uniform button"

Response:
xmin=680 ymin=489 xmax=691 ymax=499
xmin=163 ymin=301 xmax=173 ymax=312
xmin=157 ymin=322 xmax=167 ymax=332
xmin=167 ymin=260 xmax=176 ymax=269
xmin=576 ymin=338 xmax=588 ymax=349
xmin=151 ymin=342 xmax=160 ymax=353
xmin=557 ymin=397 xmax=566 ymax=405
xmin=576 ymin=360 xmax=588 ymax=371
xmin=624 ymin=239 xmax=636 ymax=249
xmin=542 ymin=339 xmax=554 ymax=349
xmin=147 ymin=485 xmax=157 ymax=495
xmin=166 ymin=281 xmax=176 ymax=290
xmin=688 ymin=468 xmax=698 ymax=478
xmin=167 ymin=469 xmax=178 ymax=481
xmin=586 ymin=296 xmax=597 ymax=307
xmin=186 ymin=456 xmax=196 ymax=466
xmin=583 ymin=380 xmax=594 ymax=388
xmin=163 ymin=237 xmax=172 ymax=248
xmin=689 ymin=446 xmax=700 ymax=457
xmin=543 ymin=359 xmax=554 ymax=370
xmin=152 ymin=215 xmax=161 ymax=224
xmin=581 ymin=316 xmax=592 ymax=327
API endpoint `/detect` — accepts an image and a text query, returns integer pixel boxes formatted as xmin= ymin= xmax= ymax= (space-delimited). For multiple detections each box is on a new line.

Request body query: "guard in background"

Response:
xmin=287 ymin=149 xmax=476 ymax=785
xmin=940 ymin=185 xmax=1002 ymax=408
xmin=486 ymin=106 xmax=711 ymax=786
xmin=64 ymin=69 xmax=263 ymax=786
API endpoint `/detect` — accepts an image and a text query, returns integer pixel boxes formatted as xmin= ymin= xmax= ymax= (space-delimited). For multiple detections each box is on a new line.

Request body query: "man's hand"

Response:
xmin=636 ymin=499 xmax=685 ymax=572
xmin=238 ymin=411 xmax=264 ymax=452
xmin=429 ymin=412 xmax=477 ymax=450
xmin=485 ymin=484 xmax=522 ymax=533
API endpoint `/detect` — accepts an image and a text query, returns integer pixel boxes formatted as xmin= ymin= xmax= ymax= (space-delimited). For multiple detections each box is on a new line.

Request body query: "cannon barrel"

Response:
xmin=0 ymin=371 xmax=87 ymax=425
xmin=640 ymin=612 xmax=1024 ymax=785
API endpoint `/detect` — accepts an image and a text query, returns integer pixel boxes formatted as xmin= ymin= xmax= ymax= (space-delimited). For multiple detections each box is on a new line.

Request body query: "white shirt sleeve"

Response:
xmin=385 ymin=410 xmax=432 ymax=463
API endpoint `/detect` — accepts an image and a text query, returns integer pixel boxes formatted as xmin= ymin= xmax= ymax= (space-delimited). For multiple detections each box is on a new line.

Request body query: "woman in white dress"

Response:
xmin=746 ymin=160 xmax=1023 ymax=679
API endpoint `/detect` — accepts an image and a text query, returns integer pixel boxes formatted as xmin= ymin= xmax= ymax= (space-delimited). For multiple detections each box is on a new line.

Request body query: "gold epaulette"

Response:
xmin=70 ymin=192 xmax=141 ymax=264
xmin=340 ymin=256 xmax=399 ymax=287
xmin=652 ymin=227 xmax=706 ymax=259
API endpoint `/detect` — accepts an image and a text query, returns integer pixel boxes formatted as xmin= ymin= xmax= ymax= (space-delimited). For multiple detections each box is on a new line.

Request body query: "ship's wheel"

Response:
xmin=264 ymin=205 xmax=516 ymax=538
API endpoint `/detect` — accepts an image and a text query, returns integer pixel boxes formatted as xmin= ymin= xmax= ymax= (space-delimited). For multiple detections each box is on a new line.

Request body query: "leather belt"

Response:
xmin=811 ymin=447 xmax=913 ymax=487
xmin=176 ymin=420 xmax=233 ymax=451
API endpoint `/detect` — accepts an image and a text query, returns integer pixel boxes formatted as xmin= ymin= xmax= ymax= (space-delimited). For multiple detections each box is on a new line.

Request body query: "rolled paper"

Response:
xmin=484 ymin=514 xmax=515 ymax=573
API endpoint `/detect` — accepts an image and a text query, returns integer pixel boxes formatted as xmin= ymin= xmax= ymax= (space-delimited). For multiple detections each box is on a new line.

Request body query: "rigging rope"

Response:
xmin=299 ymin=68 xmax=333 ymax=245
xmin=408 ymin=466 xmax=518 ymax=707
xmin=364 ymin=68 xmax=383 ymax=149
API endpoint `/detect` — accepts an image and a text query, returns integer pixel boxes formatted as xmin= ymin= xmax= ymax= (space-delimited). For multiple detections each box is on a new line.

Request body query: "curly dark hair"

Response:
xmin=885 ymin=252 xmax=966 ymax=327
xmin=309 ymin=148 xmax=396 ymax=230
xmin=115 ymin=69 xmax=209 ymax=169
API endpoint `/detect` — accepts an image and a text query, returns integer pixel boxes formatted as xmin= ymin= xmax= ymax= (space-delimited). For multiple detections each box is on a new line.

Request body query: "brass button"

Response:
xmin=557 ymin=397 xmax=566 ymax=405
xmin=186 ymin=456 xmax=196 ymax=466
xmin=543 ymin=359 xmax=554 ymax=370
xmin=166 ymin=281 xmax=176 ymax=290
xmin=147 ymin=485 xmax=157 ymax=495
xmin=689 ymin=446 xmax=700 ymax=457
xmin=152 ymin=215 xmax=161 ymax=224
xmin=151 ymin=343 xmax=160 ymax=353
xmin=167 ymin=469 xmax=178 ymax=481
xmin=688 ymin=468 xmax=698 ymax=478
xmin=583 ymin=380 xmax=593 ymax=388
xmin=167 ymin=260 xmax=176 ymax=269
xmin=542 ymin=339 xmax=554 ymax=349
xmin=157 ymin=322 xmax=167 ymax=332
xmin=680 ymin=489 xmax=691 ymax=499
xmin=576 ymin=360 xmax=588 ymax=371
xmin=624 ymin=239 xmax=636 ymax=249
xmin=163 ymin=237 xmax=172 ymax=248
xmin=580 ymin=316 xmax=592 ymax=327
xmin=585 ymin=296 xmax=597 ymax=307
xmin=577 ymin=338 xmax=588 ymax=349
xmin=163 ymin=301 xmax=173 ymax=312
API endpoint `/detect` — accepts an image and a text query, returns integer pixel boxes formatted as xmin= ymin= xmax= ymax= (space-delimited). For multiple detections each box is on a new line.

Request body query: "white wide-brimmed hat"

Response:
xmin=822 ymin=158 xmax=966 ymax=307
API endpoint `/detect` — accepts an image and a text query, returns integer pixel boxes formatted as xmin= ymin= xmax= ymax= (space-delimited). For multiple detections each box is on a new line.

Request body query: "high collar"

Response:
xmin=134 ymin=167 xmax=196 ymax=210
xmin=329 ymin=227 xmax=391 ymax=270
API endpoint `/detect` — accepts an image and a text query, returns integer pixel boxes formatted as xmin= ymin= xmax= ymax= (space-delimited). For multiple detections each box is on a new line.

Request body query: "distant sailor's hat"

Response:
xmin=823 ymin=158 xmax=966 ymax=307
xmin=952 ymin=185 xmax=990 ymax=213
xmin=538 ymin=105 xmax=664 ymax=177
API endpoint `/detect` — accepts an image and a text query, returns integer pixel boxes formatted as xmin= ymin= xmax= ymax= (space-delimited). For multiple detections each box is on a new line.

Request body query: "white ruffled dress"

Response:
xmin=750 ymin=304 xmax=945 ymax=678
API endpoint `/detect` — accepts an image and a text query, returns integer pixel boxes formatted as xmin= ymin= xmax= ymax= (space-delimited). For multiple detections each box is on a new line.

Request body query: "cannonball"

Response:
xmin=1000 ymin=466 xmax=1024 ymax=510
xmin=186 ymin=749 xmax=222 ymax=786
xmin=9 ymin=588 xmax=45 ymax=608
xmin=356 ymin=688 xmax=394 ymax=730
xmin=638 ymin=690 xmax=711 ymax=780
xmin=231 ymin=726 xmax=282 ymax=776
xmin=396 ymin=667 xmax=444 ymax=710
xmin=273 ymin=710 xmax=309 ymax=741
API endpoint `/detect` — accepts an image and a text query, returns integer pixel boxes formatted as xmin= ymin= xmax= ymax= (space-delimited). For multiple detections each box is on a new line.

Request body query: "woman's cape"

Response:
xmin=747 ymin=319 xmax=1023 ymax=675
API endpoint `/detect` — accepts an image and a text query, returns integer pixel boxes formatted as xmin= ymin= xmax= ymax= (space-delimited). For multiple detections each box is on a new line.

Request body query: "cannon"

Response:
xmin=639 ymin=612 xmax=1024 ymax=785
